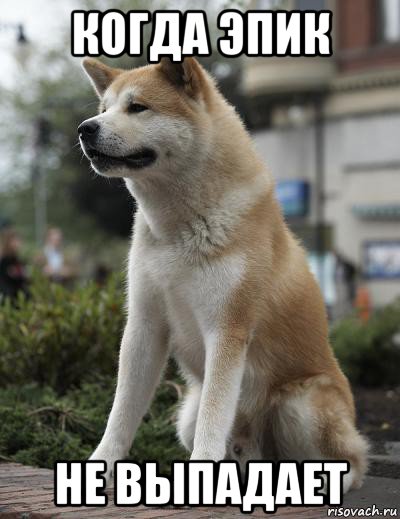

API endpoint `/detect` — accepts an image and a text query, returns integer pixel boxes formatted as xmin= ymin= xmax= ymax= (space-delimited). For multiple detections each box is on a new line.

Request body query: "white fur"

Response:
xmin=191 ymin=330 xmax=247 ymax=460
xmin=90 ymin=200 xmax=252 ymax=478
xmin=82 ymin=63 xmax=366 ymax=493
xmin=83 ymin=74 xmax=288 ymax=478
xmin=82 ymin=85 xmax=199 ymax=181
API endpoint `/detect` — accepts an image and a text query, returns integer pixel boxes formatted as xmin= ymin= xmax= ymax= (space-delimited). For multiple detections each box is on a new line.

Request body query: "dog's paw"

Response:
xmin=190 ymin=448 xmax=224 ymax=461
xmin=89 ymin=444 xmax=125 ymax=485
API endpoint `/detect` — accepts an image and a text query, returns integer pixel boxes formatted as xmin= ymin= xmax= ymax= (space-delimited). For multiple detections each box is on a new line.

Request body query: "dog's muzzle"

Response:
xmin=78 ymin=121 xmax=157 ymax=171
xmin=78 ymin=120 xmax=100 ymax=145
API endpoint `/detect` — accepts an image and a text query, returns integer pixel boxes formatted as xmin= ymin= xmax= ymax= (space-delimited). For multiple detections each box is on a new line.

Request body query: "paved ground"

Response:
xmin=0 ymin=463 xmax=398 ymax=518
xmin=342 ymin=475 xmax=399 ymax=509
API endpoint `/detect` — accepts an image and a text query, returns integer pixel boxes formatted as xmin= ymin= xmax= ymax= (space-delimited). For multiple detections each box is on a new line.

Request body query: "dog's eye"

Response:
xmin=127 ymin=103 xmax=148 ymax=114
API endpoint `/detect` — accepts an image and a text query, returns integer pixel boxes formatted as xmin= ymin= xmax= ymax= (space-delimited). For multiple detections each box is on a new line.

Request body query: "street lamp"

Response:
xmin=32 ymin=117 xmax=51 ymax=247
xmin=0 ymin=21 xmax=28 ymax=44
xmin=0 ymin=22 xmax=46 ymax=246
xmin=16 ymin=24 xmax=28 ymax=45
xmin=313 ymin=93 xmax=326 ymax=299
xmin=287 ymin=95 xmax=327 ymax=300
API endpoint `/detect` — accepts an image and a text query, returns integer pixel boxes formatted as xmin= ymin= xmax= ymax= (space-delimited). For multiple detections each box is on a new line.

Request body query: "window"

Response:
xmin=256 ymin=0 xmax=291 ymax=9
xmin=296 ymin=0 xmax=326 ymax=10
xmin=255 ymin=0 xmax=325 ymax=9
xmin=379 ymin=0 xmax=400 ymax=43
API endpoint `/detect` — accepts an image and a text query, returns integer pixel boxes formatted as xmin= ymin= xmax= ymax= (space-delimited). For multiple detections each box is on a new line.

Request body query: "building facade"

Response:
xmin=244 ymin=0 xmax=400 ymax=307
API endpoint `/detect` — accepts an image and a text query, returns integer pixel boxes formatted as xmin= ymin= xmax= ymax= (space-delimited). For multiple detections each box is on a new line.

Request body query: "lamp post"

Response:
xmin=0 ymin=21 xmax=28 ymax=44
xmin=0 ymin=22 xmax=49 ymax=247
xmin=314 ymin=93 xmax=326 ymax=299
xmin=287 ymin=93 xmax=326 ymax=299
xmin=32 ymin=117 xmax=51 ymax=246
xmin=16 ymin=24 xmax=28 ymax=44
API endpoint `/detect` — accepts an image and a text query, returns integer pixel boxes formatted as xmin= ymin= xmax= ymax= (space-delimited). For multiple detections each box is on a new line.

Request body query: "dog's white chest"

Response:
xmin=145 ymin=244 xmax=245 ymax=352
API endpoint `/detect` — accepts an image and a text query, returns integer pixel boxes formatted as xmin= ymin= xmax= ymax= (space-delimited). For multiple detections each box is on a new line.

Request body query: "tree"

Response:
xmin=0 ymin=0 xmax=244 ymax=249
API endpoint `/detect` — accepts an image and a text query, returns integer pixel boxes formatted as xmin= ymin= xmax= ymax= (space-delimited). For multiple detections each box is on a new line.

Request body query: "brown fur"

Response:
xmin=82 ymin=57 xmax=368 ymax=490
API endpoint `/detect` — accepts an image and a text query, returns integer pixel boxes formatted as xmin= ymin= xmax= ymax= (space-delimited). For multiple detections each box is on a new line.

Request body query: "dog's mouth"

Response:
xmin=85 ymin=147 xmax=157 ymax=170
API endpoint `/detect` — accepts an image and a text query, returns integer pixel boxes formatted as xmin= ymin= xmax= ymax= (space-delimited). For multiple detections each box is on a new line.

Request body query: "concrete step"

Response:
xmin=369 ymin=441 xmax=400 ymax=479
xmin=0 ymin=462 xmax=399 ymax=518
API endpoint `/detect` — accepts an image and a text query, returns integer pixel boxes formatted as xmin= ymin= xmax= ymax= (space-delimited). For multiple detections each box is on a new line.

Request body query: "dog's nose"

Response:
xmin=78 ymin=120 xmax=99 ymax=140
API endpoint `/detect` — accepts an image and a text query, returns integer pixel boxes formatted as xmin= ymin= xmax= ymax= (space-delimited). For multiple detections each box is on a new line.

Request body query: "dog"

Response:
xmin=79 ymin=56 xmax=368 ymax=491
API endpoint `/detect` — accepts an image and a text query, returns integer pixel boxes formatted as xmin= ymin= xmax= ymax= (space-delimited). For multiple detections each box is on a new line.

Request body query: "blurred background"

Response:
xmin=0 ymin=0 xmax=399 ymax=477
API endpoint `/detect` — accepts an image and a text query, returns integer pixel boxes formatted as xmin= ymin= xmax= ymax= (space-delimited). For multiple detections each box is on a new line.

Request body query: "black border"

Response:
xmin=217 ymin=9 xmax=333 ymax=58
xmin=54 ymin=459 xmax=350 ymax=510
xmin=54 ymin=460 xmax=108 ymax=507
xmin=71 ymin=9 xmax=151 ymax=57
xmin=113 ymin=460 xmax=143 ymax=506
xmin=148 ymin=10 xmax=212 ymax=63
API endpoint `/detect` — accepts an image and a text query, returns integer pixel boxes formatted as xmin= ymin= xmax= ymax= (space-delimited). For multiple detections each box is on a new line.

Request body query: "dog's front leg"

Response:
xmin=90 ymin=281 xmax=168 ymax=481
xmin=191 ymin=331 xmax=248 ymax=461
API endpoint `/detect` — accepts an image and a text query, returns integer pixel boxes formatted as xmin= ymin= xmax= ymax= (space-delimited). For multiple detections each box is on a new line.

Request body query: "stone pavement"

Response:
xmin=0 ymin=462 xmax=399 ymax=518
xmin=342 ymin=475 xmax=399 ymax=510
xmin=370 ymin=441 xmax=400 ymax=480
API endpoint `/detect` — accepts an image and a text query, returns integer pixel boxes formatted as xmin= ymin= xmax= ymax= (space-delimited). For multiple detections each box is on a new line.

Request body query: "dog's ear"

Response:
xmin=158 ymin=57 xmax=204 ymax=99
xmin=81 ymin=58 xmax=121 ymax=97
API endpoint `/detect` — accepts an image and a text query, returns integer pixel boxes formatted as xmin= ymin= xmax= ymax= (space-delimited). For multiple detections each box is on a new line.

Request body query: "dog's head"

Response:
xmin=79 ymin=57 xmax=213 ymax=179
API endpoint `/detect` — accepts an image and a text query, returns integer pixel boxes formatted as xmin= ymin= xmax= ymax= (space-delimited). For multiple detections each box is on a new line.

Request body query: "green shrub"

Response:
xmin=0 ymin=275 xmax=188 ymax=470
xmin=331 ymin=299 xmax=400 ymax=387
xmin=1 ymin=274 xmax=399 ymax=471
xmin=0 ymin=274 xmax=125 ymax=393
xmin=0 ymin=378 xmax=187 ymax=472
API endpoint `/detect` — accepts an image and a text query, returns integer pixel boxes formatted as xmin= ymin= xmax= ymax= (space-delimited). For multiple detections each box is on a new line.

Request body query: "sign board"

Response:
xmin=276 ymin=180 xmax=309 ymax=218
xmin=363 ymin=241 xmax=400 ymax=279
xmin=307 ymin=252 xmax=336 ymax=306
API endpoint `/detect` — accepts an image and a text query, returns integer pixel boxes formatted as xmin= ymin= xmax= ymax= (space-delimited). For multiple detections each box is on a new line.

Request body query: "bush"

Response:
xmin=0 ymin=378 xmax=187 ymax=472
xmin=331 ymin=299 xmax=400 ymax=387
xmin=0 ymin=274 xmax=125 ymax=393
xmin=6 ymin=276 xmax=398 ymax=469
xmin=0 ymin=276 xmax=187 ymax=470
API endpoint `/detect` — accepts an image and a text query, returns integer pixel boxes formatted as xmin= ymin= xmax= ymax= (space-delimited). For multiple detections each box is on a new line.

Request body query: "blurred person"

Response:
xmin=94 ymin=263 xmax=111 ymax=287
xmin=333 ymin=251 xmax=358 ymax=320
xmin=0 ymin=228 xmax=28 ymax=299
xmin=335 ymin=251 xmax=357 ymax=304
xmin=42 ymin=227 xmax=71 ymax=281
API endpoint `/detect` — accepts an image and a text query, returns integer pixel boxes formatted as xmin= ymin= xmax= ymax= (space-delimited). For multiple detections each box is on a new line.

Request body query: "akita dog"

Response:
xmin=79 ymin=56 xmax=368 ymax=491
